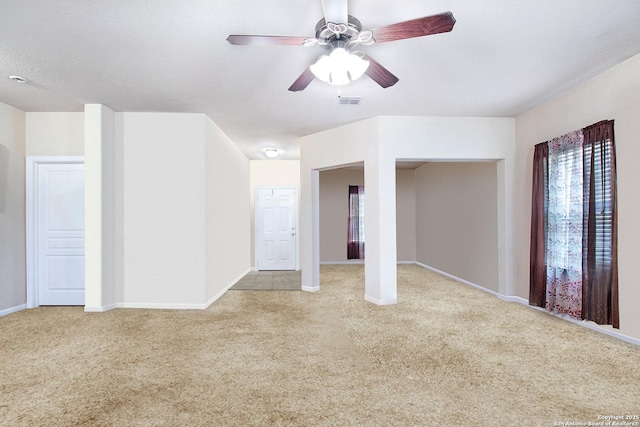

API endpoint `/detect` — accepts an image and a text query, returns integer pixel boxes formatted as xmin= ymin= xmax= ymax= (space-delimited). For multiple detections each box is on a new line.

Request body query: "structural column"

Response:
xmin=84 ymin=104 xmax=116 ymax=311
xmin=364 ymin=154 xmax=398 ymax=305
xmin=301 ymin=169 xmax=320 ymax=292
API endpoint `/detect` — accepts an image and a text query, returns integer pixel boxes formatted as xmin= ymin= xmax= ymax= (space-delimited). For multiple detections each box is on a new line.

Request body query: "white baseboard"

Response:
xmin=415 ymin=262 xmax=500 ymax=298
xmin=364 ymin=294 xmax=398 ymax=305
xmin=113 ymin=268 xmax=252 ymax=311
xmin=497 ymin=295 xmax=529 ymax=305
xmin=414 ymin=262 xmax=639 ymax=347
xmin=0 ymin=304 xmax=26 ymax=317
xmin=84 ymin=304 xmax=117 ymax=313
xmin=320 ymin=261 xmax=414 ymax=265
xmin=525 ymin=304 xmax=640 ymax=346
xmin=320 ymin=261 xmax=364 ymax=265
xmin=203 ymin=267 xmax=251 ymax=309
xmin=115 ymin=302 xmax=209 ymax=310
xmin=302 ymin=286 xmax=320 ymax=292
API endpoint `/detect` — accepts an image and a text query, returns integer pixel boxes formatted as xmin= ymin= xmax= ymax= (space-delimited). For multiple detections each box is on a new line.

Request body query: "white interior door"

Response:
xmin=35 ymin=162 xmax=85 ymax=305
xmin=256 ymin=187 xmax=297 ymax=270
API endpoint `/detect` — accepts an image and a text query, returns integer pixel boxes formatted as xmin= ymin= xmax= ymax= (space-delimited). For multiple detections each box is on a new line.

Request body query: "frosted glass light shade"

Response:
xmin=265 ymin=148 xmax=278 ymax=158
xmin=310 ymin=48 xmax=369 ymax=86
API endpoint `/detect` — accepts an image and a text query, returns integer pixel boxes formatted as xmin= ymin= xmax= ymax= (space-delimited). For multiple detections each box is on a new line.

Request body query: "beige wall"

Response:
xmin=515 ymin=53 xmax=640 ymax=340
xmin=415 ymin=162 xmax=498 ymax=292
xmin=26 ymin=112 xmax=84 ymax=156
xmin=0 ymin=102 xmax=26 ymax=312
xmin=318 ymin=167 xmax=416 ymax=263
xmin=319 ymin=168 xmax=364 ymax=262
xmin=249 ymin=160 xmax=300 ymax=268
xmin=396 ymin=169 xmax=416 ymax=262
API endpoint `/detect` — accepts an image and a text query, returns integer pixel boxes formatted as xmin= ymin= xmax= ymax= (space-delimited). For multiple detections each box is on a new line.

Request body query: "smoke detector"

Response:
xmin=9 ymin=75 xmax=28 ymax=83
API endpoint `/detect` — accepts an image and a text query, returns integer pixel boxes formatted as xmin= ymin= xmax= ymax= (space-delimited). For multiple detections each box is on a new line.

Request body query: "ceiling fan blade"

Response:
xmin=226 ymin=35 xmax=308 ymax=46
xmin=320 ymin=0 xmax=348 ymax=24
xmin=369 ymin=11 xmax=456 ymax=44
xmin=363 ymin=55 xmax=399 ymax=88
xmin=288 ymin=67 xmax=315 ymax=92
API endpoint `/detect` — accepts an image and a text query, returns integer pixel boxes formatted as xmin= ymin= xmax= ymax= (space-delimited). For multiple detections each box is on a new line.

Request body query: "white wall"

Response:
xmin=415 ymin=162 xmax=498 ymax=292
xmin=515 ymin=52 xmax=640 ymax=341
xmin=379 ymin=116 xmax=515 ymax=297
xmin=0 ymin=102 xmax=26 ymax=313
xmin=300 ymin=118 xmax=382 ymax=299
xmin=26 ymin=112 xmax=84 ymax=156
xmin=122 ymin=113 xmax=206 ymax=306
xmin=300 ymin=116 xmax=515 ymax=303
xmin=205 ymin=117 xmax=250 ymax=302
xmin=249 ymin=160 xmax=300 ymax=268
xmin=84 ymin=105 xmax=117 ymax=311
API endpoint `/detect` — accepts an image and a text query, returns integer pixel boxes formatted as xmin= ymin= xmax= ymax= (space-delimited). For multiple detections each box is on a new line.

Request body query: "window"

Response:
xmin=347 ymin=185 xmax=364 ymax=259
xmin=530 ymin=120 xmax=618 ymax=328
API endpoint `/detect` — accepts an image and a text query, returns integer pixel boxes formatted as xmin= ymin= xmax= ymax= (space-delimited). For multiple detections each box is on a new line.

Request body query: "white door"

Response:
xmin=35 ymin=162 xmax=85 ymax=305
xmin=256 ymin=187 xmax=297 ymax=270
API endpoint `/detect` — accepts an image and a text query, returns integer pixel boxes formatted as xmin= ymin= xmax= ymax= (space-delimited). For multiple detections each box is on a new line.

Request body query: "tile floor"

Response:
xmin=229 ymin=270 xmax=301 ymax=291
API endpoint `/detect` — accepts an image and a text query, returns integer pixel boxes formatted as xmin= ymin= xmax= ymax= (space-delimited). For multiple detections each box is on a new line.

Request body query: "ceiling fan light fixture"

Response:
xmin=310 ymin=48 xmax=369 ymax=86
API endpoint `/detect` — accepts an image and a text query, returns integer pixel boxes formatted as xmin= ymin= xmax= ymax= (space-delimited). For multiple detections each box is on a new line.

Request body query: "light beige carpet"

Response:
xmin=1 ymin=264 xmax=639 ymax=426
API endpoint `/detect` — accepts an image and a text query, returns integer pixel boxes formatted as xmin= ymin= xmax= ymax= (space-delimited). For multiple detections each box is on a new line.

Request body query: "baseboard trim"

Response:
xmin=497 ymin=295 xmax=529 ymax=305
xmin=364 ymin=294 xmax=398 ymax=305
xmin=525 ymin=304 xmax=640 ymax=347
xmin=203 ymin=268 xmax=251 ymax=309
xmin=414 ymin=262 xmax=639 ymax=347
xmin=415 ymin=262 xmax=500 ymax=298
xmin=302 ymin=286 xmax=320 ymax=292
xmin=319 ymin=261 xmax=364 ymax=265
xmin=0 ymin=304 xmax=26 ymax=317
xmin=84 ymin=304 xmax=117 ymax=313
xmin=115 ymin=302 xmax=208 ymax=310
xmin=114 ymin=268 xmax=252 ymax=311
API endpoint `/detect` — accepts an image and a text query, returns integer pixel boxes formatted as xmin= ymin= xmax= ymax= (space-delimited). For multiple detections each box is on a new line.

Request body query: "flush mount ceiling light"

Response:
xmin=9 ymin=75 xmax=28 ymax=83
xmin=309 ymin=47 xmax=369 ymax=85
xmin=265 ymin=148 xmax=279 ymax=158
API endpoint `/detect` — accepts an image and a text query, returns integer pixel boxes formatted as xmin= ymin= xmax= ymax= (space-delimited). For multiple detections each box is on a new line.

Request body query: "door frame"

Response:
xmin=255 ymin=186 xmax=299 ymax=271
xmin=26 ymin=156 xmax=84 ymax=308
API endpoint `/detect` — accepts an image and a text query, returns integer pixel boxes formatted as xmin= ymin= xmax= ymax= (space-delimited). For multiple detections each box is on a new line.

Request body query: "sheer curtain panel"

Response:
xmin=529 ymin=120 xmax=618 ymax=328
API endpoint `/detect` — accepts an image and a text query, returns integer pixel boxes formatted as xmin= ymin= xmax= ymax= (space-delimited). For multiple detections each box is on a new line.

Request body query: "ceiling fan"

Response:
xmin=226 ymin=0 xmax=456 ymax=91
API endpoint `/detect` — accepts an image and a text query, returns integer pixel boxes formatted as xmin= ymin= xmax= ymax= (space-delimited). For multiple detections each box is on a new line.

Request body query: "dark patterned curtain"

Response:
xmin=529 ymin=120 xmax=618 ymax=328
xmin=529 ymin=143 xmax=548 ymax=308
xmin=582 ymin=120 xmax=618 ymax=328
xmin=347 ymin=185 xmax=365 ymax=259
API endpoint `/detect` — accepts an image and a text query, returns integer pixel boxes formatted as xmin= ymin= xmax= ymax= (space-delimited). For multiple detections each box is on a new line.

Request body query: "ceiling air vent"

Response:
xmin=337 ymin=96 xmax=361 ymax=105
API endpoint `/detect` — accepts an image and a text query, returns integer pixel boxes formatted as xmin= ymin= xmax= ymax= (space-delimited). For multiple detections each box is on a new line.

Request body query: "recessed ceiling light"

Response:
xmin=9 ymin=75 xmax=28 ymax=83
xmin=265 ymin=148 xmax=278 ymax=158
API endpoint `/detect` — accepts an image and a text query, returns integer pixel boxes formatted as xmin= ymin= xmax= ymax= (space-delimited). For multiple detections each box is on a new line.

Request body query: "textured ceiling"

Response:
xmin=1 ymin=0 xmax=640 ymax=159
